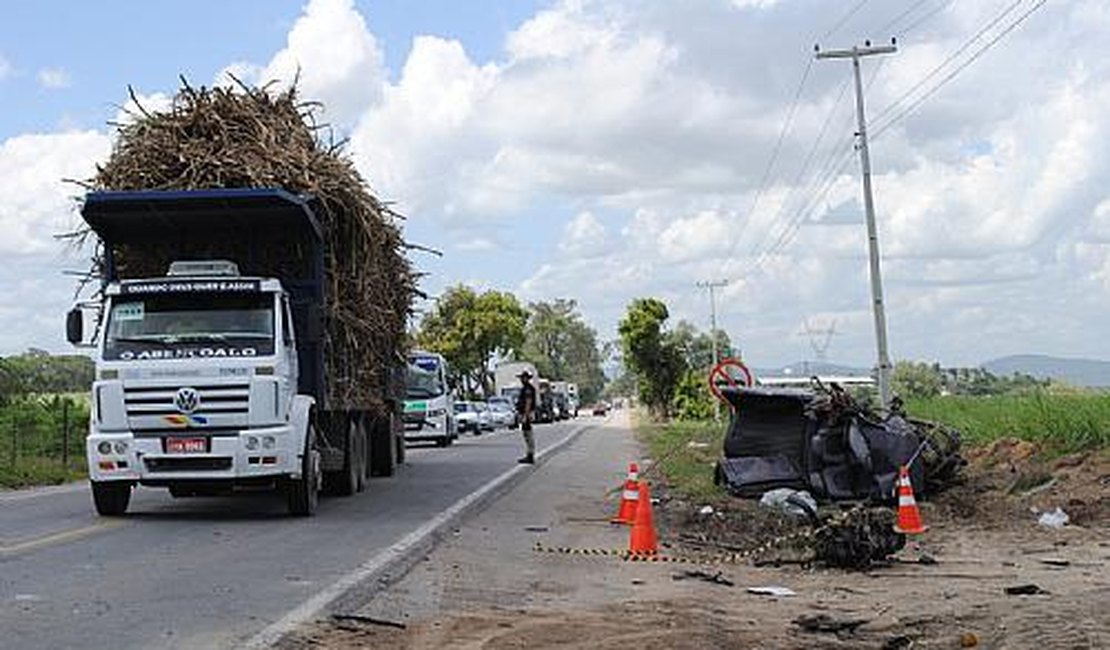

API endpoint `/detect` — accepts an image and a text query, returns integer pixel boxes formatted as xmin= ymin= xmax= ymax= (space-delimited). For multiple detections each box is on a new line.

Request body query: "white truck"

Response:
xmin=68 ymin=189 xmax=404 ymax=516
xmin=402 ymin=351 xmax=456 ymax=447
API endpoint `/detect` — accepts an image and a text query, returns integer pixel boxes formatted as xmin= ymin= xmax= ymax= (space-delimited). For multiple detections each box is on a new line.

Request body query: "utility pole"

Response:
xmin=816 ymin=40 xmax=897 ymax=412
xmin=697 ymin=279 xmax=729 ymax=421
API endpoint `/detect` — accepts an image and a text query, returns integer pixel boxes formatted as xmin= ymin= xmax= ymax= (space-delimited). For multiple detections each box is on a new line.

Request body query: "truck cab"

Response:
xmin=403 ymin=351 xmax=456 ymax=447
xmin=76 ymin=261 xmax=318 ymax=515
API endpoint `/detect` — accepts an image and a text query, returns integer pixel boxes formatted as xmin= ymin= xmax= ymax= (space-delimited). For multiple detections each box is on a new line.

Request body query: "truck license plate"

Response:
xmin=166 ymin=437 xmax=207 ymax=454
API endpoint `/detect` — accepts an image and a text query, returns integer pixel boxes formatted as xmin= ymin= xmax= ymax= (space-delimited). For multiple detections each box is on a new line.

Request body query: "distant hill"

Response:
xmin=983 ymin=355 xmax=1110 ymax=387
xmin=752 ymin=361 xmax=871 ymax=379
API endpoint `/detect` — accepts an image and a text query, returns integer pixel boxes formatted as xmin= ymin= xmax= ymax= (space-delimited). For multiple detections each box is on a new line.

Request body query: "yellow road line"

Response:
xmin=0 ymin=520 xmax=126 ymax=557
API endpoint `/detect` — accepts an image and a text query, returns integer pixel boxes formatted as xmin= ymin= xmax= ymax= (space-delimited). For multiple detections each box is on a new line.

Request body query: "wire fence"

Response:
xmin=0 ymin=395 xmax=89 ymax=487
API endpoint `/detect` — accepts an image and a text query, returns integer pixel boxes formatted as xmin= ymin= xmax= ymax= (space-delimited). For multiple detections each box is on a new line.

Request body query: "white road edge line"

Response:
xmin=239 ymin=421 xmax=593 ymax=650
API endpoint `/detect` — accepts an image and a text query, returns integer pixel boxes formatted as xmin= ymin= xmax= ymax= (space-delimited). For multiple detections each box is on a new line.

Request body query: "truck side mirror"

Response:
xmin=66 ymin=308 xmax=84 ymax=346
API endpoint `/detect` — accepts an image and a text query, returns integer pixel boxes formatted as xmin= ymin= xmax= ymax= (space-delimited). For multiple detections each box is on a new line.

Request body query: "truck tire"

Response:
xmin=395 ymin=414 xmax=406 ymax=466
xmin=325 ymin=419 xmax=360 ymax=497
xmin=370 ymin=414 xmax=398 ymax=477
xmin=287 ymin=425 xmax=320 ymax=516
xmin=356 ymin=417 xmax=368 ymax=493
xmin=91 ymin=481 xmax=131 ymax=516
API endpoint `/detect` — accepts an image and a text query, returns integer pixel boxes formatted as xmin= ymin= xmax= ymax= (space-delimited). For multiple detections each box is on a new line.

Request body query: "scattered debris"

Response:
xmin=960 ymin=631 xmax=980 ymax=647
xmin=813 ymin=507 xmax=906 ymax=569
xmin=882 ymin=635 xmax=914 ymax=649
xmin=671 ymin=570 xmax=734 ymax=587
xmin=792 ymin=613 xmax=869 ymax=634
xmin=686 ymin=441 xmax=710 ymax=449
xmin=1004 ymin=584 xmax=1050 ymax=596
xmin=747 ymin=586 xmax=796 ymax=597
xmin=759 ymin=488 xmax=817 ymax=520
xmin=697 ymin=505 xmax=715 ymax=516
xmin=331 ymin=613 xmax=407 ymax=629
xmin=1037 ymin=507 xmax=1069 ymax=529
xmin=1038 ymin=557 xmax=1070 ymax=567
xmin=524 ymin=526 xmax=549 ymax=533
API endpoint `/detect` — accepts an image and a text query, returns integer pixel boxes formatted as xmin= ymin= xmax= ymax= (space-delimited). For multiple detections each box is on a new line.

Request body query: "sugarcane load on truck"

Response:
xmin=66 ymin=81 xmax=417 ymax=516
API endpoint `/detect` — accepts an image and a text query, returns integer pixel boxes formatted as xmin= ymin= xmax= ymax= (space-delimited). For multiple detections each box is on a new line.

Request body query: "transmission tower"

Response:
xmin=800 ymin=318 xmax=839 ymax=364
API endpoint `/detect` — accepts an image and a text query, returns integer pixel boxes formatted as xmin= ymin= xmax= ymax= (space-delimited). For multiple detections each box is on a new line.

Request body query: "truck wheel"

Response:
xmin=394 ymin=415 xmax=406 ymax=466
xmin=91 ymin=481 xmax=131 ymax=516
xmin=326 ymin=419 xmax=360 ymax=497
xmin=288 ymin=425 xmax=320 ymax=516
xmin=370 ymin=414 xmax=398 ymax=477
xmin=356 ymin=418 xmax=368 ymax=493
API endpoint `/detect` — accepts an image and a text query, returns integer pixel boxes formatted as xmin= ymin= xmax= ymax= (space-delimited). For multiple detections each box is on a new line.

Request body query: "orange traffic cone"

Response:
xmin=628 ymin=481 xmax=658 ymax=555
xmin=893 ymin=465 xmax=928 ymax=534
xmin=611 ymin=462 xmax=641 ymax=525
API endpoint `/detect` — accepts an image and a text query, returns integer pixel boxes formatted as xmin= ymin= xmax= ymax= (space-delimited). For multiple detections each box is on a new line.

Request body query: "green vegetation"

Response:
xmin=616 ymin=297 xmax=731 ymax=419
xmin=519 ymin=299 xmax=606 ymax=404
xmin=415 ymin=284 xmax=529 ymax=396
xmin=907 ymin=392 xmax=1110 ymax=454
xmin=0 ymin=395 xmax=89 ymax=488
xmin=413 ymin=286 xmax=608 ymax=400
xmin=637 ymin=415 xmax=723 ymax=501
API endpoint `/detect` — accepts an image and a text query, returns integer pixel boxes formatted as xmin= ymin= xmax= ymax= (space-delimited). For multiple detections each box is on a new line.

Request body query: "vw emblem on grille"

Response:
xmin=174 ymin=387 xmax=201 ymax=414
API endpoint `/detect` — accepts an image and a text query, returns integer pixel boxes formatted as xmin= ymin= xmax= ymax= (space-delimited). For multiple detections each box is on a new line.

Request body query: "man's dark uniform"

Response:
xmin=515 ymin=374 xmax=536 ymax=463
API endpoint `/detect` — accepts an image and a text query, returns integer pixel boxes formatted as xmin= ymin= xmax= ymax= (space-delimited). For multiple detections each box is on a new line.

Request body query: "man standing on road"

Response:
xmin=515 ymin=371 xmax=536 ymax=464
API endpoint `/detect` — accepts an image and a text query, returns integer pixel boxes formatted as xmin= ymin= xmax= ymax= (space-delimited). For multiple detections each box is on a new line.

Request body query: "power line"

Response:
xmin=872 ymin=0 xmax=1049 ymax=140
xmin=821 ymin=0 xmax=873 ymax=41
xmin=871 ymin=0 xmax=1028 ymax=128
xmin=739 ymin=55 xmax=886 ymax=279
xmin=723 ymin=58 xmax=814 ymax=262
xmin=898 ymin=0 xmax=956 ymax=38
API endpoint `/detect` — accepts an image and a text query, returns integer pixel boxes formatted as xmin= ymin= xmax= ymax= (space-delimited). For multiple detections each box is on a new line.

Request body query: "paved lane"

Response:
xmin=0 ymin=420 xmax=591 ymax=650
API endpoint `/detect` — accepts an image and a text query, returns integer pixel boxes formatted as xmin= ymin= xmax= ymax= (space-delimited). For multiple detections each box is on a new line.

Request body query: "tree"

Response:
xmin=415 ymin=285 xmax=528 ymax=396
xmin=520 ymin=299 xmax=606 ymax=404
xmin=617 ymin=298 xmax=685 ymax=417
xmin=892 ymin=360 xmax=943 ymax=398
xmin=667 ymin=320 xmax=733 ymax=371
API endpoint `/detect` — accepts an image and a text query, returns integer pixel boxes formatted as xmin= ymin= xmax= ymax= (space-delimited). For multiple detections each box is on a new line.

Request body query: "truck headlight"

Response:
xmin=245 ymin=435 xmax=260 ymax=450
xmin=113 ymin=441 xmax=129 ymax=455
xmin=262 ymin=435 xmax=276 ymax=450
xmin=428 ymin=408 xmax=446 ymax=418
xmin=97 ymin=441 xmax=112 ymax=455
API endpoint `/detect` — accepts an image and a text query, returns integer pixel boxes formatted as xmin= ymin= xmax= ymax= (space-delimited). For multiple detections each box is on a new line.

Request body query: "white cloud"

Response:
xmin=558 ymin=211 xmax=608 ymax=257
xmin=0 ymin=54 xmax=12 ymax=80
xmin=456 ymin=237 xmax=499 ymax=252
xmin=257 ymin=0 xmax=386 ymax=127
xmin=37 ymin=67 xmax=70 ymax=89
xmin=0 ymin=131 xmax=112 ymax=255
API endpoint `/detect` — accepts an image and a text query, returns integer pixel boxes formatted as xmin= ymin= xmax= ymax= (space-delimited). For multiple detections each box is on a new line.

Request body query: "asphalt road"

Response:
xmin=0 ymin=420 xmax=586 ymax=650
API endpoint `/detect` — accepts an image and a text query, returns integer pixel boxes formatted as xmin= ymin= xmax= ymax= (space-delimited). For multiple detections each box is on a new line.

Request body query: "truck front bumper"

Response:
xmin=87 ymin=424 xmax=301 ymax=484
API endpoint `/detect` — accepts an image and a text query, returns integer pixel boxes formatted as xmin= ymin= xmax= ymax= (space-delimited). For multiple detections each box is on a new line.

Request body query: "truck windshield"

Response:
xmin=104 ymin=292 xmax=275 ymax=361
xmin=406 ymin=364 xmax=445 ymax=398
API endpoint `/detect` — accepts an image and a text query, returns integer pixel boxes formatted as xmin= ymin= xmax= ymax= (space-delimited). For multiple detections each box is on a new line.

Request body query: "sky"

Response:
xmin=1 ymin=0 xmax=1107 ymax=372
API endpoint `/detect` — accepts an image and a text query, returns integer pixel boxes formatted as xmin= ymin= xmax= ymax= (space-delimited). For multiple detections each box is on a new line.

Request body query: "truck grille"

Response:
xmin=124 ymin=384 xmax=250 ymax=417
xmin=144 ymin=457 xmax=233 ymax=472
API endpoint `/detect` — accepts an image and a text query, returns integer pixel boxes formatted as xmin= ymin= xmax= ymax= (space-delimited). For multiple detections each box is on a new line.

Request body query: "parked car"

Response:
xmin=454 ymin=401 xmax=482 ymax=434
xmin=475 ymin=401 xmax=496 ymax=432
xmin=591 ymin=402 xmax=610 ymax=416
xmin=486 ymin=398 xmax=518 ymax=428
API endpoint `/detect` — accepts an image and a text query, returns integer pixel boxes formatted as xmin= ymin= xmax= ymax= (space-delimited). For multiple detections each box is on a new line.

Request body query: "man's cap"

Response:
xmin=518 ymin=370 xmax=533 ymax=379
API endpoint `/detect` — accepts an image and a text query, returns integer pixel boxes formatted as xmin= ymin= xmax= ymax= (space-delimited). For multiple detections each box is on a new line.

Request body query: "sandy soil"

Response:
xmin=280 ymin=431 xmax=1109 ymax=649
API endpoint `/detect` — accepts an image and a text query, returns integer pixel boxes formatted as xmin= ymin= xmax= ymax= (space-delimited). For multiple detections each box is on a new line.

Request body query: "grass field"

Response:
xmin=638 ymin=392 xmax=1110 ymax=500
xmin=906 ymin=392 xmax=1110 ymax=455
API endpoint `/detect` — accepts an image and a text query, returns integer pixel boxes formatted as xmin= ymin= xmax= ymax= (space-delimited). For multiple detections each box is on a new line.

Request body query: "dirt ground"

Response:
xmin=280 ymin=433 xmax=1109 ymax=649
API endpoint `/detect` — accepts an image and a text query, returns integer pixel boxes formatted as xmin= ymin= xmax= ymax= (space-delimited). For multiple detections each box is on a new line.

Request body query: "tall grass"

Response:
xmin=906 ymin=392 xmax=1110 ymax=454
xmin=637 ymin=414 xmax=725 ymax=501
